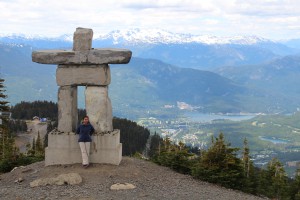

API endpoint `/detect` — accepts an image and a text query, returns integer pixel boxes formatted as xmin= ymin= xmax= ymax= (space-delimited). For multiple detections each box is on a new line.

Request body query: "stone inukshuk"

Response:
xmin=32 ymin=27 xmax=132 ymax=166
xmin=32 ymin=28 xmax=131 ymax=133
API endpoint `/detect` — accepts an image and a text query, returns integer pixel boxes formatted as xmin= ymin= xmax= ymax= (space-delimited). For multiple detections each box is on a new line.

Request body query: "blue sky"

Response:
xmin=0 ymin=0 xmax=299 ymax=40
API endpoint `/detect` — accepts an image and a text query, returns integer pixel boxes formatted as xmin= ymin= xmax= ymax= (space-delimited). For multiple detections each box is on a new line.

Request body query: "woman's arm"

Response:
xmin=76 ymin=126 xmax=80 ymax=134
xmin=90 ymin=125 xmax=95 ymax=135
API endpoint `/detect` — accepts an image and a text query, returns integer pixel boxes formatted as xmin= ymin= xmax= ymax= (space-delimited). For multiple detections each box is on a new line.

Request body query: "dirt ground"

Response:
xmin=0 ymin=157 xmax=267 ymax=200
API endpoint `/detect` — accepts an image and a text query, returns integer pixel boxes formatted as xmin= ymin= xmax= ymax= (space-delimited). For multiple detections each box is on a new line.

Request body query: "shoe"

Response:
xmin=83 ymin=164 xmax=89 ymax=168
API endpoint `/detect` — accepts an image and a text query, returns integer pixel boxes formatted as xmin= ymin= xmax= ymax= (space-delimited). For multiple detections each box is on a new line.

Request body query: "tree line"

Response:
xmin=8 ymin=119 xmax=27 ymax=134
xmin=148 ymin=132 xmax=300 ymax=199
xmin=113 ymin=117 xmax=150 ymax=156
xmin=10 ymin=101 xmax=58 ymax=120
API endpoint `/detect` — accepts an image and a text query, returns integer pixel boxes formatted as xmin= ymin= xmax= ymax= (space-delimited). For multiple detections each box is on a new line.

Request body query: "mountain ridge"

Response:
xmin=0 ymin=28 xmax=273 ymax=45
xmin=1 ymin=28 xmax=298 ymax=70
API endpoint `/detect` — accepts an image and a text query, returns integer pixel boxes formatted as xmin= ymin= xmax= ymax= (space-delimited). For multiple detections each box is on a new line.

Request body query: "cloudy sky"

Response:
xmin=0 ymin=0 xmax=299 ymax=40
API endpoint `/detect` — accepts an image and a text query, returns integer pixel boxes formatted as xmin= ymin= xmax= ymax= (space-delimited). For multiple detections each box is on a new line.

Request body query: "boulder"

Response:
xmin=110 ymin=183 xmax=136 ymax=190
xmin=30 ymin=173 xmax=82 ymax=187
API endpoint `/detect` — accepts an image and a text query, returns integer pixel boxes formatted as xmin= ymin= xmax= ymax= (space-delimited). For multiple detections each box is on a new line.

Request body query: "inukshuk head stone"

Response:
xmin=32 ymin=27 xmax=132 ymax=134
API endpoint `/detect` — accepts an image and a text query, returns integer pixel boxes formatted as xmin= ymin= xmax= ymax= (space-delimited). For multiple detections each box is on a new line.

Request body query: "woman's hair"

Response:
xmin=83 ymin=115 xmax=89 ymax=120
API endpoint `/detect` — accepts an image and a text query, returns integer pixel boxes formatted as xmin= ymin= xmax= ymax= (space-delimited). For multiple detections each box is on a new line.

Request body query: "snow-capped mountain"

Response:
xmin=94 ymin=28 xmax=270 ymax=45
xmin=0 ymin=28 xmax=271 ymax=45
xmin=0 ymin=28 xmax=298 ymax=70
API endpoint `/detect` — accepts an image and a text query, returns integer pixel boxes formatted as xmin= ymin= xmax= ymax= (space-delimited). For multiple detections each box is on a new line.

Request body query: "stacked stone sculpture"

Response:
xmin=32 ymin=28 xmax=132 ymax=166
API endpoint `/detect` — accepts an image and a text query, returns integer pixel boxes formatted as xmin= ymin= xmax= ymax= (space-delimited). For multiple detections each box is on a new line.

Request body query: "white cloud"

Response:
xmin=0 ymin=0 xmax=299 ymax=39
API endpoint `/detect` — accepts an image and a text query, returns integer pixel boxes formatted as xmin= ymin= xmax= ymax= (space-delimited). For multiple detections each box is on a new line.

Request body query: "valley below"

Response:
xmin=137 ymin=110 xmax=300 ymax=177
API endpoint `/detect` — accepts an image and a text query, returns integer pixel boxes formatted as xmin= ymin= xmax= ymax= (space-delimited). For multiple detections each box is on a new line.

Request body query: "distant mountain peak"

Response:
xmin=93 ymin=28 xmax=271 ymax=45
xmin=0 ymin=28 xmax=272 ymax=45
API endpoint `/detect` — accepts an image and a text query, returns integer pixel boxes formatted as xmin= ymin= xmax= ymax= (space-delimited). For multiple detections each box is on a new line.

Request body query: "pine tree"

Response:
xmin=149 ymin=132 xmax=163 ymax=158
xmin=151 ymin=136 xmax=195 ymax=174
xmin=31 ymin=137 xmax=36 ymax=156
xmin=0 ymin=78 xmax=15 ymax=161
xmin=192 ymin=132 xmax=244 ymax=189
xmin=242 ymin=138 xmax=250 ymax=178
xmin=292 ymin=168 xmax=300 ymax=199
xmin=35 ymin=131 xmax=44 ymax=156
xmin=259 ymin=158 xmax=289 ymax=199
xmin=241 ymin=138 xmax=259 ymax=194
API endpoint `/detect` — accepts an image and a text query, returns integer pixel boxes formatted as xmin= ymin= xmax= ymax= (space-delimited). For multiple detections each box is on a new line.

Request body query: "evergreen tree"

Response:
xmin=192 ymin=132 xmax=244 ymax=190
xmin=242 ymin=138 xmax=250 ymax=178
xmin=31 ymin=137 xmax=36 ymax=156
xmin=259 ymin=158 xmax=289 ymax=199
xmin=148 ymin=132 xmax=163 ymax=158
xmin=35 ymin=131 xmax=44 ymax=156
xmin=0 ymin=78 xmax=15 ymax=161
xmin=269 ymin=158 xmax=289 ymax=199
xmin=241 ymin=138 xmax=259 ymax=194
xmin=152 ymin=137 xmax=195 ymax=174
xmin=290 ymin=168 xmax=300 ymax=200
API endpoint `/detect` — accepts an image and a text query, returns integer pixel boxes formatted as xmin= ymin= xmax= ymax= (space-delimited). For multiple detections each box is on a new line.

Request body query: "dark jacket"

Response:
xmin=76 ymin=123 xmax=95 ymax=142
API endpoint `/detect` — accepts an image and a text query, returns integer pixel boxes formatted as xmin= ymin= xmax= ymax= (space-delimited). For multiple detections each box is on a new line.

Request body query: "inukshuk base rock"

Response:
xmin=32 ymin=27 xmax=132 ymax=166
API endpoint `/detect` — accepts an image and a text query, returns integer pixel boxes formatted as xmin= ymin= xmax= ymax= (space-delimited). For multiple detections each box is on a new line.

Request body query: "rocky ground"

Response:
xmin=0 ymin=157 xmax=267 ymax=200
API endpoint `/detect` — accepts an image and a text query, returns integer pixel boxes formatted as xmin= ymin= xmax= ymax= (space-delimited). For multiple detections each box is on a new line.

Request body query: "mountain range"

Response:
xmin=1 ymin=29 xmax=300 ymax=118
xmin=1 ymin=29 xmax=299 ymax=70
xmin=215 ymin=55 xmax=300 ymax=112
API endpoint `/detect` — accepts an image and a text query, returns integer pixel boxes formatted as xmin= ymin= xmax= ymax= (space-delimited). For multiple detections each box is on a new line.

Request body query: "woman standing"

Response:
xmin=76 ymin=116 xmax=95 ymax=168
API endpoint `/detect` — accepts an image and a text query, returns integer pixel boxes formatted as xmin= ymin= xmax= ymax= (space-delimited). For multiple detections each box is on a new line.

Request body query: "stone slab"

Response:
xmin=57 ymin=86 xmax=78 ymax=132
xmin=85 ymin=86 xmax=113 ymax=133
xmin=32 ymin=48 xmax=132 ymax=65
xmin=45 ymin=130 xmax=122 ymax=166
xmin=56 ymin=64 xmax=111 ymax=86
xmin=73 ymin=27 xmax=93 ymax=51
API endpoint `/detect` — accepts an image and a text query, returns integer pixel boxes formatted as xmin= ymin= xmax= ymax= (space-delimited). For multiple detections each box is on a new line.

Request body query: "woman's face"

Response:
xmin=83 ymin=117 xmax=89 ymax=124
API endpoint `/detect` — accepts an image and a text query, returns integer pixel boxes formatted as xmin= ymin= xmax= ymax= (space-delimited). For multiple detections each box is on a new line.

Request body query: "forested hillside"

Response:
xmin=11 ymin=101 xmax=58 ymax=120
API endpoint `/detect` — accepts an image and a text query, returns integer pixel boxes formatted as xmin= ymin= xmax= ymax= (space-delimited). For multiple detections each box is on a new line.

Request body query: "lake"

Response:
xmin=184 ymin=112 xmax=256 ymax=123
xmin=259 ymin=136 xmax=289 ymax=144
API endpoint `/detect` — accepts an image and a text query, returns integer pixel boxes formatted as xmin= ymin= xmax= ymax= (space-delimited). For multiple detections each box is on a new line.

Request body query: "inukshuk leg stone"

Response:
xmin=85 ymin=86 xmax=113 ymax=133
xmin=57 ymin=86 xmax=78 ymax=132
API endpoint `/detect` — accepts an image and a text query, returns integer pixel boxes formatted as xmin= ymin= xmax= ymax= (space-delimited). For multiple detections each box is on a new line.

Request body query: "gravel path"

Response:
xmin=0 ymin=157 xmax=267 ymax=200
